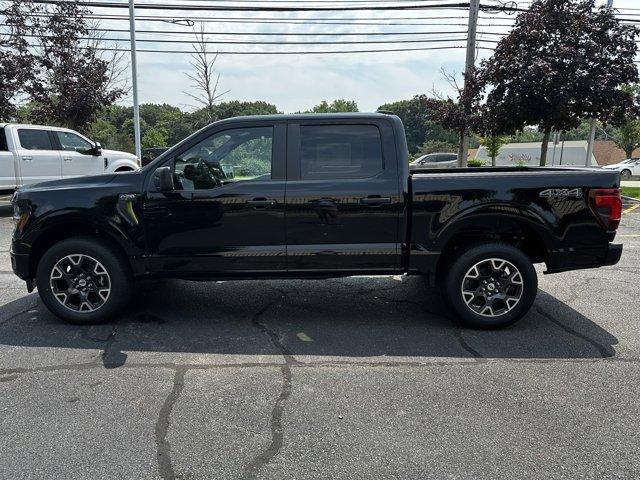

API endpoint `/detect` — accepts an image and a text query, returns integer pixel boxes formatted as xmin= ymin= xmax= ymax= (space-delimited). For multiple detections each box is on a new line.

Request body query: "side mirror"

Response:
xmin=153 ymin=166 xmax=174 ymax=191
xmin=93 ymin=142 xmax=102 ymax=156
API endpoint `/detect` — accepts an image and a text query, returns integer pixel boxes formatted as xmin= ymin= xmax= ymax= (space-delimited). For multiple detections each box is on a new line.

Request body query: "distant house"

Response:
xmin=475 ymin=141 xmax=596 ymax=166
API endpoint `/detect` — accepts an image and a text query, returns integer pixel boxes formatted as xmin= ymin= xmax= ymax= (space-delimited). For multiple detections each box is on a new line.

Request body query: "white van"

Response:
xmin=0 ymin=124 xmax=140 ymax=191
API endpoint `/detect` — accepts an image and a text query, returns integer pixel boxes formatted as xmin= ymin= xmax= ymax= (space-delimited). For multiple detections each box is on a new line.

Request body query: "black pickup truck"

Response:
xmin=10 ymin=113 xmax=623 ymax=329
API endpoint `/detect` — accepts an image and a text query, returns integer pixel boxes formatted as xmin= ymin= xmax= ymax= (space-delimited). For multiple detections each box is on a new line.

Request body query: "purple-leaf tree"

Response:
xmin=419 ymin=68 xmax=484 ymax=167
xmin=27 ymin=0 xmax=125 ymax=131
xmin=478 ymin=0 xmax=639 ymax=166
xmin=0 ymin=1 xmax=41 ymax=121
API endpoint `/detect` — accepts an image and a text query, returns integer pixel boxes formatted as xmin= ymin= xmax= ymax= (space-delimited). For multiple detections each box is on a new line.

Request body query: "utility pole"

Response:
xmin=585 ymin=0 xmax=612 ymax=167
xmin=586 ymin=119 xmax=596 ymax=167
xmin=459 ymin=0 xmax=480 ymax=167
xmin=129 ymin=0 xmax=142 ymax=160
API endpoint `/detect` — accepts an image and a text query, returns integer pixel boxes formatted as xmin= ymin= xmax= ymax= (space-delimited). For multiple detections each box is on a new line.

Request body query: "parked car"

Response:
xmin=601 ymin=157 xmax=640 ymax=178
xmin=141 ymin=147 xmax=169 ymax=167
xmin=0 ymin=123 xmax=140 ymax=192
xmin=11 ymin=113 xmax=622 ymax=329
xmin=409 ymin=152 xmax=458 ymax=169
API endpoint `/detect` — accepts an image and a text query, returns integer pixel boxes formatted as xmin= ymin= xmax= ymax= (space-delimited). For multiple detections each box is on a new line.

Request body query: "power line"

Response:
xmin=18 ymin=12 xmax=475 ymax=27
xmin=31 ymin=0 xmax=470 ymax=12
xmin=93 ymin=44 xmax=473 ymax=54
xmin=83 ymin=0 xmax=463 ymax=3
xmin=7 ymin=32 xmax=475 ymax=45
xmin=85 ymin=26 xmax=485 ymax=35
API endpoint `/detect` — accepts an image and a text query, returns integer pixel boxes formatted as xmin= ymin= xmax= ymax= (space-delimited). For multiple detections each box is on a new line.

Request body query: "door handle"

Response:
xmin=22 ymin=156 xmax=33 ymax=162
xmin=360 ymin=196 xmax=392 ymax=206
xmin=246 ymin=198 xmax=277 ymax=208
xmin=63 ymin=156 xmax=73 ymax=162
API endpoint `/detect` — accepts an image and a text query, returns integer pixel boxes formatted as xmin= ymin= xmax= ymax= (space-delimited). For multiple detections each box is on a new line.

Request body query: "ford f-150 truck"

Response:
xmin=10 ymin=113 xmax=623 ymax=329
xmin=1 ymin=123 xmax=140 ymax=191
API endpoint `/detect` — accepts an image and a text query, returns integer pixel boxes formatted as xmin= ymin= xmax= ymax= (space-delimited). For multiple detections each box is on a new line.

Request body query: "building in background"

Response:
xmin=475 ymin=141 xmax=595 ymax=166
xmin=474 ymin=140 xmax=639 ymax=167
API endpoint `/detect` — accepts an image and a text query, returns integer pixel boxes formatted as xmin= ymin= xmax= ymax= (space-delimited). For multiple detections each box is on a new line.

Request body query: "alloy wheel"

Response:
xmin=460 ymin=258 xmax=523 ymax=317
xmin=50 ymin=254 xmax=111 ymax=312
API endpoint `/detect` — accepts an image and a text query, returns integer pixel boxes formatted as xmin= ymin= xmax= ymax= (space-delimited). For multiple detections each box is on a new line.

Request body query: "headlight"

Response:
xmin=12 ymin=201 xmax=30 ymax=234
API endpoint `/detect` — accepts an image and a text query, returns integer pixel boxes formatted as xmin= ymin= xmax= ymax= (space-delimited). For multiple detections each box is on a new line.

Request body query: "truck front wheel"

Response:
xmin=35 ymin=237 xmax=133 ymax=324
xmin=442 ymin=243 xmax=538 ymax=329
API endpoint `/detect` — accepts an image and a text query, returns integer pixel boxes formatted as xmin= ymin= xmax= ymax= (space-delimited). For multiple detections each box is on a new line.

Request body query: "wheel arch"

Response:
xmin=107 ymin=158 xmax=139 ymax=173
xmin=27 ymin=218 xmax=133 ymax=279
xmin=431 ymin=209 xmax=552 ymax=282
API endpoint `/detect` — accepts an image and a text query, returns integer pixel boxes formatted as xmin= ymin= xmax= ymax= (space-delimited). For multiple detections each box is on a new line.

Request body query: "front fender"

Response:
xmin=19 ymin=209 xmax=135 ymax=255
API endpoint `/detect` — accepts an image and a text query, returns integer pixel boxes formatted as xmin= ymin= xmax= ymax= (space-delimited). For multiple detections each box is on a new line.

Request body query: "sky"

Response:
xmin=85 ymin=0 xmax=640 ymax=113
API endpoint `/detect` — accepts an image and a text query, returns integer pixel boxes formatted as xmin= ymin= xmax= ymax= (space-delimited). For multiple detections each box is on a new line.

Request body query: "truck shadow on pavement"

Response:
xmin=0 ymin=275 xmax=618 ymax=369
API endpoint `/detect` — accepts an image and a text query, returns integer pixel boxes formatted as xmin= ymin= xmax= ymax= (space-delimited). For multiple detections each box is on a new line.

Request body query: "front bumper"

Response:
xmin=10 ymin=249 xmax=30 ymax=281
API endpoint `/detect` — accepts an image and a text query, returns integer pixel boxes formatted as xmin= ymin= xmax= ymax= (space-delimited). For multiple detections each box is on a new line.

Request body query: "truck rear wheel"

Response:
xmin=36 ymin=237 xmax=133 ymax=324
xmin=442 ymin=243 xmax=537 ymax=329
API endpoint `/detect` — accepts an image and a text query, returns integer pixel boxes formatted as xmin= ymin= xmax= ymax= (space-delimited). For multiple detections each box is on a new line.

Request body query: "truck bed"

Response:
xmin=408 ymin=166 xmax=620 ymax=275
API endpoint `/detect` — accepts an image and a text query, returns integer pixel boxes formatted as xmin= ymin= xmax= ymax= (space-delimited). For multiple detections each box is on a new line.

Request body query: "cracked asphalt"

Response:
xmin=0 ymin=204 xmax=639 ymax=479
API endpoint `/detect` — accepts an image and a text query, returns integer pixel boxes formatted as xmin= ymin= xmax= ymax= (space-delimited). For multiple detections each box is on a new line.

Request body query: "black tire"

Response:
xmin=441 ymin=243 xmax=537 ymax=329
xmin=36 ymin=237 xmax=133 ymax=324
xmin=621 ymin=169 xmax=632 ymax=179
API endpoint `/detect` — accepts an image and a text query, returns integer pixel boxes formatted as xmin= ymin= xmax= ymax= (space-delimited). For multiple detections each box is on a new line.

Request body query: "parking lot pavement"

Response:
xmin=1 ymin=207 xmax=639 ymax=479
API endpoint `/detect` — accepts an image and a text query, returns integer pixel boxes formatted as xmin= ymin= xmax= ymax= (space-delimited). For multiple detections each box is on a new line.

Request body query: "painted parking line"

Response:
xmin=623 ymin=204 xmax=640 ymax=215
xmin=618 ymin=234 xmax=640 ymax=238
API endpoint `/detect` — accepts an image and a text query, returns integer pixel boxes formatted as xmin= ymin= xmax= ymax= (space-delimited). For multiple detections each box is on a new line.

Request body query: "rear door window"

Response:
xmin=18 ymin=129 xmax=54 ymax=150
xmin=0 ymin=129 xmax=8 ymax=151
xmin=299 ymin=125 xmax=383 ymax=180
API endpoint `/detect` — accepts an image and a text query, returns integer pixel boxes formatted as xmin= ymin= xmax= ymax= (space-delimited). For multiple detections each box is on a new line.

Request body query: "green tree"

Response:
xmin=379 ymin=96 xmax=459 ymax=154
xmin=191 ymin=100 xmax=278 ymax=129
xmin=478 ymin=0 xmax=639 ymax=166
xmin=140 ymin=104 xmax=192 ymax=146
xmin=87 ymin=118 xmax=117 ymax=146
xmin=142 ymin=127 xmax=169 ymax=150
xmin=613 ymin=119 xmax=640 ymax=159
xmin=477 ymin=135 xmax=511 ymax=166
xmin=304 ymin=99 xmax=358 ymax=113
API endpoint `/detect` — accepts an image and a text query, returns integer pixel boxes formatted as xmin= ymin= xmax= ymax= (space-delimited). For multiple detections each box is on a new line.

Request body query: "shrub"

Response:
xmin=467 ymin=159 xmax=486 ymax=167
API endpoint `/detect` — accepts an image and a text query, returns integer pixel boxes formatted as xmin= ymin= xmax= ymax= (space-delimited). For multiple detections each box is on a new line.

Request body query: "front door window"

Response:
xmin=173 ymin=126 xmax=273 ymax=191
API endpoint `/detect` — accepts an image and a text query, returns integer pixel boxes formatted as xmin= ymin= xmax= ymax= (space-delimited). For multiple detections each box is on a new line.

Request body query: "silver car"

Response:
xmin=409 ymin=152 xmax=458 ymax=169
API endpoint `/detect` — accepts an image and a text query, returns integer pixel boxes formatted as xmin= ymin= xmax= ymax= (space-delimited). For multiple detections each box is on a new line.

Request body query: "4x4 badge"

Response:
xmin=539 ymin=188 xmax=583 ymax=198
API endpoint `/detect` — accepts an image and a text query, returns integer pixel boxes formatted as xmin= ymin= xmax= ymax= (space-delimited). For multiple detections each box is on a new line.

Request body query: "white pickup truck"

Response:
xmin=0 ymin=123 xmax=140 ymax=192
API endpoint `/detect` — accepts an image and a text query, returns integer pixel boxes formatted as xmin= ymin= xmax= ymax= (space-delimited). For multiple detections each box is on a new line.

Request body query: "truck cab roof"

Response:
xmin=207 ymin=112 xmax=400 ymax=125
xmin=1 ymin=123 xmax=81 ymax=133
